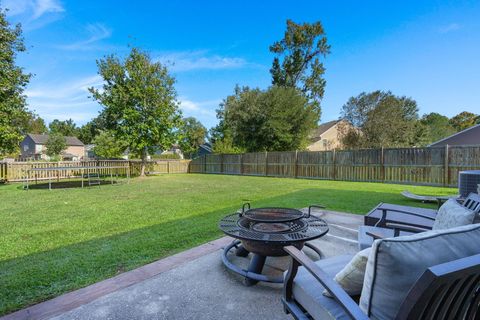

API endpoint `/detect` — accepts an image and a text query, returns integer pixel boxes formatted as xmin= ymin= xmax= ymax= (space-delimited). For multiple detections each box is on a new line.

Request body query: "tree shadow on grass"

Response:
xmin=0 ymin=188 xmax=436 ymax=315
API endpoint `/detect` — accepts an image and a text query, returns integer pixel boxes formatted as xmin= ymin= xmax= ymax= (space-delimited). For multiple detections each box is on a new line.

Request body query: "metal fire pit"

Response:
xmin=219 ymin=204 xmax=329 ymax=285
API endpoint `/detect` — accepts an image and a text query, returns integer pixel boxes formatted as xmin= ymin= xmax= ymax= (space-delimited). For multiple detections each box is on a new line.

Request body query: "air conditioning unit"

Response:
xmin=458 ymin=170 xmax=480 ymax=197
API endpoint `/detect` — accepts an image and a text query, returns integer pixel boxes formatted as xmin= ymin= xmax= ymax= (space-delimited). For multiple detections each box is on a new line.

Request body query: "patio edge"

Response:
xmin=1 ymin=236 xmax=233 ymax=320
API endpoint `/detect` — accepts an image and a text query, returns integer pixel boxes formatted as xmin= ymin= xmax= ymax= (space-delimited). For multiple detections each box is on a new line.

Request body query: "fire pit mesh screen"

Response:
xmin=219 ymin=213 xmax=328 ymax=243
xmin=242 ymin=207 xmax=304 ymax=222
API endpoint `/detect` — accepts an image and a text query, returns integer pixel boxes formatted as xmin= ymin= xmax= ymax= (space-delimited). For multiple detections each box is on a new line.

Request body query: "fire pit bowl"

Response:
xmin=219 ymin=204 xmax=329 ymax=285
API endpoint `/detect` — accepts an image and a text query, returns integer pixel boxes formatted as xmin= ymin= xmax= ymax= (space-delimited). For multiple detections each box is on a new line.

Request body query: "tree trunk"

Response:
xmin=140 ymin=147 xmax=147 ymax=177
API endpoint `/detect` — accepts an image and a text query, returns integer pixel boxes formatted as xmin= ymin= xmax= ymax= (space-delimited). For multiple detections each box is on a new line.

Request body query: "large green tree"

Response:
xmin=25 ymin=113 xmax=48 ymax=134
xmin=215 ymin=85 xmax=318 ymax=152
xmin=92 ymin=130 xmax=126 ymax=159
xmin=449 ymin=111 xmax=479 ymax=132
xmin=270 ymin=19 xmax=330 ymax=117
xmin=78 ymin=114 xmax=107 ymax=144
xmin=341 ymin=91 xmax=424 ymax=148
xmin=45 ymin=133 xmax=66 ymax=158
xmin=420 ymin=112 xmax=456 ymax=144
xmin=178 ymin=117 xmax=207 ymax=159
xmin=0 ymin=7 xmax=31 ymax=154
xmin=49 ymin=118 xmax=79 ymax=136
xmin=89 ymin=47 xmax=182 ymax=175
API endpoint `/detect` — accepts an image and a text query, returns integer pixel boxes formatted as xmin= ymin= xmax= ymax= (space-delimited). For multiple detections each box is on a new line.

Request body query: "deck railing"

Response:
xmin=1 ymin=160 xmax=191 ymax=182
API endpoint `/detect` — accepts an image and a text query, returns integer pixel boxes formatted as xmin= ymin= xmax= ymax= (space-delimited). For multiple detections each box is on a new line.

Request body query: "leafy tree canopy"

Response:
xmin=341 ymin=91 xmax=424 ymax=148
xmin=449 ymin=111 xmax=479 ymax=132
xmin=78 ymin=114 xmax=107 ymax=144
xmin=178 ymin=117 xmax=207 ymax=159
xmin=45 ymin=133 xmax=66 ymax=157
xmin=49 ymin=119 xmax=79 ymax=137
xmin=25 ymin=113 xmax=48 ymax=134
xmin=0 ymin=7 xmax=31 ymax=154
xmin=270 ymin=19 xmax=330 ymax=117
xmin=215 ymin=85 xmax=318 ymax=152
xmin=420 ymin=112 xmax=456 ymax=145
xmin=89 ymin=47 xmax=182 ymax=175
xmin=92 ymin=130 xmax=127 ymax=159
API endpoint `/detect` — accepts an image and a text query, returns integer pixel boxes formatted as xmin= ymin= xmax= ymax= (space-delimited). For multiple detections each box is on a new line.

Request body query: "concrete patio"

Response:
xmin=4 ymin=210 xmax=362 ymax=320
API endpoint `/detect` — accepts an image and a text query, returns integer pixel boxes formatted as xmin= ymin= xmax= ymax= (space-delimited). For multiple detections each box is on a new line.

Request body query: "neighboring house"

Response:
xmin=307 ymin=119 xmax=352 ymax=151
xmin=141 ymin=145 xmax=184 ymax=160
xmin=194 ymin=142 xmax=213 ymax=158
xmin=157 ymin=144 xmax=184 ymax=159
xmin=20 ymin=134 xmax=85 ymax=161
xmin=429 ymin=124 xmax=480 ymax=147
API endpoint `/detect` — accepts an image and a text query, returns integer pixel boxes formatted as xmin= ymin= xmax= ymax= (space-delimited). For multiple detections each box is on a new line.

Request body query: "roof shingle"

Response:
xmin=27 ymin=134 xmax=84 ymax=146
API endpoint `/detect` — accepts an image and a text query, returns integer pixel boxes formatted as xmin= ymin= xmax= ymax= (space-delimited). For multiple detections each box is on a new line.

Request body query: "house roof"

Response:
xmin=199 ymin=142 xmax=213 ymax=153
xmin=27 ymin=134 xmax=85 ymax=146
xmin=309 ymin=120 xmax=341 ymax=141
xmin=429 ymin=124 xmax=480 ymax=147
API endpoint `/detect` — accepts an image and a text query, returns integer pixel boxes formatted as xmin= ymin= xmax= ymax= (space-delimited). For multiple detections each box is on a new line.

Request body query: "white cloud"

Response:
xmin=156 ymin=50 xmax=247 ymax=72
xmin=179 ymin=97 xmax=219 ymax=117
xmin=3 ymin=0 xmax=64 ymax=19
xmin=32 ymin=0 xmax=63 ymax=19
xmin=439 ymin=23 xmax=461 ymax=33
xmin=25 ymin=75 xmax=104 ymax=124
xmin=56 ymin=23 xmax=112 ymax=50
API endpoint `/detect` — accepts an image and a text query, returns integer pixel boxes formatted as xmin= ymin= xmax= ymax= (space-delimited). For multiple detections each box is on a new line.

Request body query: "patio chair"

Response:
xmin=358 ymin=192 xmax=480 ymax=250
xmin=282 ymin=223 xmax=480 ymax=320
xmin=400 ymin=190 xmax=459 ymax=207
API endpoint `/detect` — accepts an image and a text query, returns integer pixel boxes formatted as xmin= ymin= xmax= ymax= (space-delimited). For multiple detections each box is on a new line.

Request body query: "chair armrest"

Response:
xmin=283 ymin=246 xmax=369 ymax=320
xmin=385 ymin=223 xmax=430 ymax=234
xmin=376 ymin=206 xmax=436 ymax=227
xmin=365 ymin=231 xmax=385 ymax=240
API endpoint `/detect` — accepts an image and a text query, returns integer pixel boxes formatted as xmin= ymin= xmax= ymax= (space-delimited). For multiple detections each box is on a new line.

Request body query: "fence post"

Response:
xmin=220 ymin=154 xmax=224 ymax=174
xmin=265 ymin=151 xmax=268 ymax=176
xmin=381 ymin=147 xmax=385 ymax=182
xmin=294 ymin=150 xmax=298 ymax=178
xmin=444 ymin=144 xmax=449 ymax=186
xmin=332 ymin=149 xmax=336 ymax=180
xmin=240 ymin=153 xmax=244 ymax=175
xmin=167 ymin=160 xmax=170 ymax=174
xmin=203 ymin=154 xmax=207 ymax=173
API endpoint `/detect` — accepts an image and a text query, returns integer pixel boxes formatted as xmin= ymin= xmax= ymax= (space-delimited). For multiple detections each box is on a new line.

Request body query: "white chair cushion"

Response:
xmin=433 ymin=199 xmax=475 ymax=230
xmin=324 ymin=247 xmax=371 ymax=297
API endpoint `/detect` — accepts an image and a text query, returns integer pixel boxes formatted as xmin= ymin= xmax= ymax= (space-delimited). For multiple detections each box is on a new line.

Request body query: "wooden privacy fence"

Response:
xmin=1 ymin=160 xmax=190 ymax=182
xmin=189 ymin=145 xmax=480 ymax=187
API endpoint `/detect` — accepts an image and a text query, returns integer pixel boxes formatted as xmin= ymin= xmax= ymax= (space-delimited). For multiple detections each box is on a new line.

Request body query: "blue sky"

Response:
xmin=3 ymin=0 xmax=480 ymax=130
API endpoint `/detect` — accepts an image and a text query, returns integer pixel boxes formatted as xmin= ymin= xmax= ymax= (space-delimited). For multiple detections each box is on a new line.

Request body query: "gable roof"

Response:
xmin=27 ymin=134 xmax=85 ymax=146
xmin=429 ymin=124 xmax=480 ymax=147
xmin=199 ymin=142 xmax=213 ymax=153
xmin=309 ymin=120 xmax=341 ymax=141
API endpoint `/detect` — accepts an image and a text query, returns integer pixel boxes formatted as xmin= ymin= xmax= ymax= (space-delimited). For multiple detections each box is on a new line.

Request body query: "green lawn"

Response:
xmin=0 ymin=174 xmax=456 ymax=315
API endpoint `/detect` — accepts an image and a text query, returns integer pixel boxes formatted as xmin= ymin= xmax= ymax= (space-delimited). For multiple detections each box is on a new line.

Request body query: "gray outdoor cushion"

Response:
xmin=357 ymin=226 xmax=414 ymax=250
xmin=359 ymin=223 xmax=480 ymax=320
xmin=433 ymin=198 xmax=476 ymax=230
xmin=292 ymin=254 xmax=362 ymax=320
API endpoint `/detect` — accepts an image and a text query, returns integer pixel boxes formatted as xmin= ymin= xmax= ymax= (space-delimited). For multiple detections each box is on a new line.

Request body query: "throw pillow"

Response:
xmin=433 ymin=199 xmax=475 ymax=230
xmin=323 ymin=247 xmax=371 ymax=297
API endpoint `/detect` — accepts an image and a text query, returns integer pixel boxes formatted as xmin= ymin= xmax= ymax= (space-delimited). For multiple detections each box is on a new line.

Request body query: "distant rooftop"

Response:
xmin=429 ymin=124 xmax=480 ymax=147
xmin=309 ymin=120 xmax=341 ymax=141
xmin=27 ymin=134 xmax=85 ymax=146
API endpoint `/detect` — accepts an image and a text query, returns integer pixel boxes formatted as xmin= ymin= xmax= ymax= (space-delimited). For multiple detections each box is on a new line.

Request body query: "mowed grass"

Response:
xmin=0 ymin=174 xmax=456 ymax=315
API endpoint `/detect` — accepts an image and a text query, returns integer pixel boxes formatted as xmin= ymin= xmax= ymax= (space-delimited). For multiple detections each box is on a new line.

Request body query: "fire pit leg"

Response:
xmin=244 ymin=254 xmax=266 ymax=286
xmin=235 ymin=245 xmax=249 ymax=257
